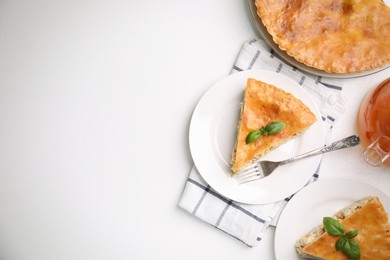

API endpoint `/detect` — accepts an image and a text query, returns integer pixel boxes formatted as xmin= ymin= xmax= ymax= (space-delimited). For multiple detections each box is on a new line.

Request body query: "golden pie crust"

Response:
xmin=230 ymin=78 xmax=316 ymax=174
xmin=255 ymin=0 xmax=390 ymax=73
xmin=301 ymin=197 xmax=390 ymax=259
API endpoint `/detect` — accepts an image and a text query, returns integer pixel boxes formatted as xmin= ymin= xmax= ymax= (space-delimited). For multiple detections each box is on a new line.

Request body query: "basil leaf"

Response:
xmin=263 ymin=122 xmax=286 ymax=135
xmin=259 ymin=126 xmax=267 ymax=136
xmin=246 ymin=130 xmax=262 ymax=144
xmin=246 ymin=122 xmax=286 ymax=143
xmin=323 ymin=217 xmax=345 ymax=236
xmin=342 ymin=239 xmax=360 ymax=260
xmin=336 ymin=237 xmax=347 ymax=251
xmin=344 ymin=230 xmax=358 ymax=239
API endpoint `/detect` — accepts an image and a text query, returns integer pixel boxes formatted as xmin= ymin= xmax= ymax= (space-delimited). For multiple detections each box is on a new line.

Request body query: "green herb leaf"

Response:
xmin=336 ymin=237 xmax=347 ymax=251
xmin=259 ymin=126 xmax=267 ymax=136
xmin=246 ymin=130 xmax=262 ymax=144
xmin=245 ymin=122 xmax=286 ymax=144
xmin=323 ymin=217 xmax=345 ymax=236
xmin=322 ymin=216 xmax=360 ymax=260
xmin=263 ymin=122 xmax=286 ymax=135
xmin=342 ymin=239 xmax=360 ymax=260
xmin=344 ymin=230 xmax=358 ymax=239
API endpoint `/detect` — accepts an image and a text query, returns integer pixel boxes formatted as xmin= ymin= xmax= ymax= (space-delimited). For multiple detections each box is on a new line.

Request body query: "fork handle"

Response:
xmin=280 ymin=135 xmax=360 ymax=165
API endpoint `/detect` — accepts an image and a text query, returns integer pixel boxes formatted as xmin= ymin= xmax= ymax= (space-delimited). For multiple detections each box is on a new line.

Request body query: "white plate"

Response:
xmin=274 ymin=177 xmax=390 ymax=260
xmin=247 ymin=0 xmax=390 ymax=79
xmin=189 ymin=70 xmax=324 ymax=204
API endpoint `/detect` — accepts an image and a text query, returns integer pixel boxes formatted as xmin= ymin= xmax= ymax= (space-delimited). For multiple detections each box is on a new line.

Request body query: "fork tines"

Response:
xmin=235 ymin=164 xmax=265 ymax=184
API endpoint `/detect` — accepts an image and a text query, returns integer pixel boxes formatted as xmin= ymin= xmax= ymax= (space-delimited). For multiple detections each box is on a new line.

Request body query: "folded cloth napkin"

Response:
xmin=179 ymin=39 xmax=346 ymax=247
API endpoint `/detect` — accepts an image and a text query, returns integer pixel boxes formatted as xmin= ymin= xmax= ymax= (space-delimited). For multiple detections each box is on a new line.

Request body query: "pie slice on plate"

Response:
xmin=230 ymin=78 xmax=316 ymax=174
xmin=295 ymin=196 xmax=390 ymax=259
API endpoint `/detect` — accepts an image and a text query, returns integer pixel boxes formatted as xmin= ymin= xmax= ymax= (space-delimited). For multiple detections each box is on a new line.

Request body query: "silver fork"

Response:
xmin=235 ymin=135 xmax=360 ymax=184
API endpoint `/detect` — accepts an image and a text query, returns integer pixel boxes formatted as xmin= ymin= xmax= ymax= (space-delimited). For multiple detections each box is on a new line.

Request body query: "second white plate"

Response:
xmin=274 ymin=177 xmax=390 ymax=260
xmin=189 ymin=70 xmax=324 ymax=204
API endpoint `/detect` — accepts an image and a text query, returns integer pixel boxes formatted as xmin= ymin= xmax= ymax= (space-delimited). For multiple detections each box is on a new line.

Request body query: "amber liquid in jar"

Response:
xmin=357 ymin=77 xmax=390 ymax=166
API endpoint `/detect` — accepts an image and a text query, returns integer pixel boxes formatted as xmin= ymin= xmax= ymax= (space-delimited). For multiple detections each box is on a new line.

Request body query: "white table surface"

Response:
xmin=0 ymin=1 xmax=389 ymax=259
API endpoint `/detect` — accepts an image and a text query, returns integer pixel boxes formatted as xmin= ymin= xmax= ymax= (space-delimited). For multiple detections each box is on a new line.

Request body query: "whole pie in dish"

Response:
xmin=295 ymin=196 xmax=390 ymax=259
xmin=255 ymin=0 xmax=390 ymax=73
xmin=230 ymin=78 xmax=316 ymax=174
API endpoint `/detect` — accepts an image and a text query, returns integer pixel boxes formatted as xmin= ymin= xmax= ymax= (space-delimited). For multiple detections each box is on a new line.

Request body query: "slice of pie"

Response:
xmin=230 ymin=78 xmax=316 ymax=174
xmin=255 ymin=0 xmax=390 ymax=73
xmin=295 ymin=196 xmax=390 ymax=259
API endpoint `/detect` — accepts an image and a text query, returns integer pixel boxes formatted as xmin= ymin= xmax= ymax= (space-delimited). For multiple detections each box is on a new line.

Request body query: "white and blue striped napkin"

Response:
xmin=179 ymin=39 xmax=346 ymax=247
